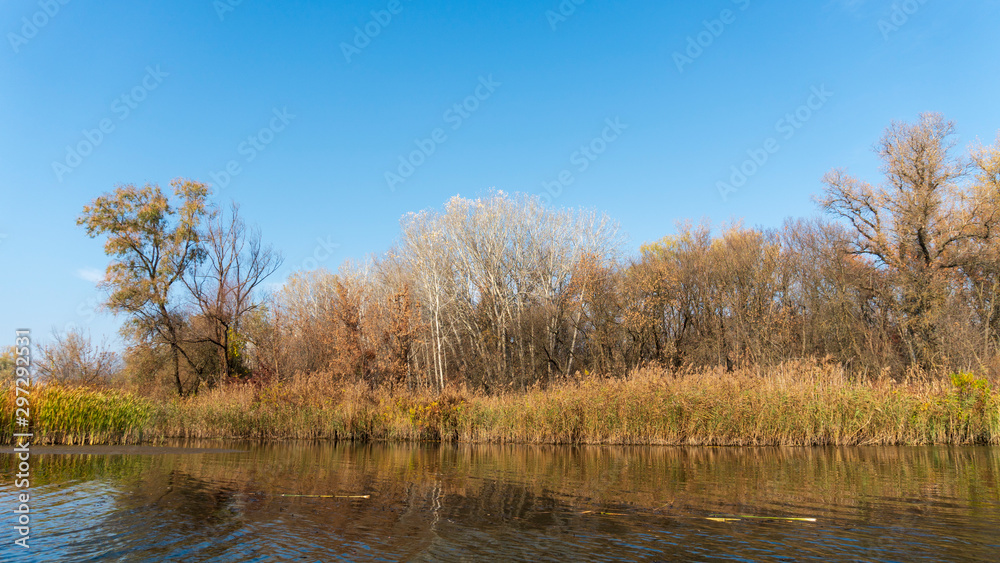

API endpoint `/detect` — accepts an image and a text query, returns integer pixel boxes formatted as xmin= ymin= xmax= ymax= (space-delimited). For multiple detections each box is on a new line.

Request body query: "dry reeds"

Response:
xmin=147 ymin=362 xmax=1000 ymax=446
xmin=4 ymin=362 xmax=997 ymax=446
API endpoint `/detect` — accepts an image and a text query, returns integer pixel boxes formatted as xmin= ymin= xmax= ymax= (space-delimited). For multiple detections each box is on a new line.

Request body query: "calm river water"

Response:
xmin=2 ymin=443 xmax=999 ymax=561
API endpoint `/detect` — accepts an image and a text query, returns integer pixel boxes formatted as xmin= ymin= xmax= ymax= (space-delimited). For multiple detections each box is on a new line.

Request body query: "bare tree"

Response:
xmin=36 ymin=330 xmax=122 ymax=387
xmin=185 ymin=202 xmax=283 ymax=384
xmin=393 ymin=191 xmax=621 ymax=390
xmin=397 ymin=211 xmax=457 ymax=390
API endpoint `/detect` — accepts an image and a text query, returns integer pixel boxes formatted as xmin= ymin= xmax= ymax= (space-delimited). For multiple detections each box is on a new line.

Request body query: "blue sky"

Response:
xmin=2 ymin=0 xmax=1000 ymax=346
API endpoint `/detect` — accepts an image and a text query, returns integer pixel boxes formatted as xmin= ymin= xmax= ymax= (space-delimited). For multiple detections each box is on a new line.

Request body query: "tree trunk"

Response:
xmin=171 ymin=344 xmax=183 ymax=396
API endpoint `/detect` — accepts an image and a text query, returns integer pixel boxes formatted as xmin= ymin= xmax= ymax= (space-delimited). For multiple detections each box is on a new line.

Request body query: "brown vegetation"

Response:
xmin=209 ymin=115 xmax=999 ymax=393
xmin=16 ymin=113 xmax=999 ymax=445
xmin=6 ymin=362 xmax=997 ymax=446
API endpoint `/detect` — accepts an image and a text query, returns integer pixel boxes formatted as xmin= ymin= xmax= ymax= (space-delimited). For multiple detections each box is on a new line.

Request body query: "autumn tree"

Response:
xmin=629 ymin=222 xmax=791 ymax=372
xmin=820 ymin=113 xmax=1000 ymax=368
xmin=78 ymin=179 xmax=209 ymax=395
xmin=950 ymin=137 xmax=1000 ymax=367
xmin=779 ymin=218 xmax=899 ymax=374
xmin=0 ymin=347 xmax=15 ymax=387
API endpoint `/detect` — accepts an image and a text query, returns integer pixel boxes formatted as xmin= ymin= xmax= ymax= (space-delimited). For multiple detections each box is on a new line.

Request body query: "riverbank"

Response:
xmin=4 ymin=363 xmax=999 ymax=446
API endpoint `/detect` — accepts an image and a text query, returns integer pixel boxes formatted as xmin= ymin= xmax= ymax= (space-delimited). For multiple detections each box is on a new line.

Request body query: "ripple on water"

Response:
xmin=0 ymin=444 xmax=998 ymax=562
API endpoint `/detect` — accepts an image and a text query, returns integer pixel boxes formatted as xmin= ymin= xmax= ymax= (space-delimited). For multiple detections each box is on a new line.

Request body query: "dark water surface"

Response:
xmin=2 ymin=443 xmax=999 ymax=561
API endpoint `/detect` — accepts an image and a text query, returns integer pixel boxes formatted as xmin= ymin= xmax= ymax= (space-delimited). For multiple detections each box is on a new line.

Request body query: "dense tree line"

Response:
xmin=63 ymin=114 xmax=1000 ymax=395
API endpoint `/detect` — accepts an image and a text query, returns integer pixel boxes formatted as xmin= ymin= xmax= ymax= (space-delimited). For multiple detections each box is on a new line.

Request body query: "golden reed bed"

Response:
xmin=3 ymin=362 xmax=998 ymax=446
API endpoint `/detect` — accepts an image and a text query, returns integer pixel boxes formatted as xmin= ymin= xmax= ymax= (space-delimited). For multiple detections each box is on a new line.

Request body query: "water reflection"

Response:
xmin=2 ymin=444 xmax=999 ymax=561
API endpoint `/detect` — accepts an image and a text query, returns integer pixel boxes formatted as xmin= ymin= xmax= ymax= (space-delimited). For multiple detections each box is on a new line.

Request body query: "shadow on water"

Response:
xmin=2 ymin=443 xmax=1000 ymax=561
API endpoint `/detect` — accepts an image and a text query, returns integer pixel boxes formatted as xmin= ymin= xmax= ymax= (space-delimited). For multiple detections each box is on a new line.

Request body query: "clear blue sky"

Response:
xmin=3 ymin=0 xmax=1000 ymax=346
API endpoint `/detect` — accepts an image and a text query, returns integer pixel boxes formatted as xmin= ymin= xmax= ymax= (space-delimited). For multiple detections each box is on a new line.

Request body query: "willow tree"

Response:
xmin=78 ymin=179 xmax=209 ymax=395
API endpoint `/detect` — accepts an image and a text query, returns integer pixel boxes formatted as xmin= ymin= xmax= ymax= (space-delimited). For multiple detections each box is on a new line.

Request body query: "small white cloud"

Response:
xmin=76 ymin=268 xmax=104 ymax=284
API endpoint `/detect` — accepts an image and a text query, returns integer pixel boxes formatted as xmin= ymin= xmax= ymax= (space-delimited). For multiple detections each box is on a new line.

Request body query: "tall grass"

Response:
xmin=150 ymin=362 xmax=1000 ymax=446
xmin=0 ymin=385 xmax=152 ymax=444
xmin=153 ymin=375 xmax=442 ymax=442
xmin=463 ymin=364 xmax=1000 ymax=445
xmin=5 ymin=363 xmax=999 ymax=445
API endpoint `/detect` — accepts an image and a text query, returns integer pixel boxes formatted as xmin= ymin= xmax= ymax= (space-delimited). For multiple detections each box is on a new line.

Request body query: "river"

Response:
xmin=2 ymin=443 xmax=999 ymax=561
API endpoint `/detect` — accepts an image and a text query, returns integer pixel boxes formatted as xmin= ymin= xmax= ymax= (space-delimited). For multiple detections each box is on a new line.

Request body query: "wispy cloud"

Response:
xmin=76 ymin=267 xmax=104 ymax=284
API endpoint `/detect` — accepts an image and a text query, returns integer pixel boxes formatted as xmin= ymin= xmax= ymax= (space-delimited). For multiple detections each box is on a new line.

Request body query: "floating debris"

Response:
xmin=280 ymin=494 xmax=371 ymax=499
xmin=706 ymin=515 xmax=816 ymax=522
